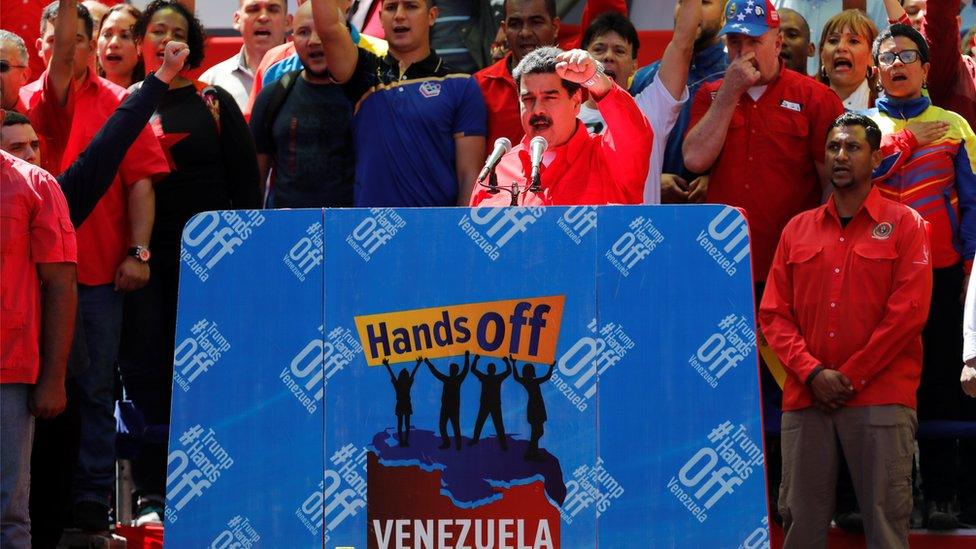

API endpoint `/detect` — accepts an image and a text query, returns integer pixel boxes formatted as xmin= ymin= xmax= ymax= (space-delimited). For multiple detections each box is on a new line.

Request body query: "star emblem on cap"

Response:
xmin=737 ymin=13 xmax=746 ymax=20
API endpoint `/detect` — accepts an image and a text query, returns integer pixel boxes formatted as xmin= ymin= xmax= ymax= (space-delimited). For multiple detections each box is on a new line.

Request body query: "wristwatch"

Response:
xmin=128 ymin=245 xmax=151 ymax=263
xmin=582 ymin=62 xmax=606 ymax=88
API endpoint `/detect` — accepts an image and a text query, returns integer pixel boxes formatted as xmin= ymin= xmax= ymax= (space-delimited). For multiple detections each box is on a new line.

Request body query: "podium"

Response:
xmin=165 ymin=206 xmax=769 ymax=548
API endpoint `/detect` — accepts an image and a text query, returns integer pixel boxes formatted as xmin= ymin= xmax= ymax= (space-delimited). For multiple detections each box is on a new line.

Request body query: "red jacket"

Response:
xmin=759 ymin=187 xmax=933 ymax=411
xmin=474 ymin=54 xmax=523 ymax=155
xmin=470 ymin=83 xmax=651 ymax=206
xmin=921 ymin=0 xmax=976 ymax=131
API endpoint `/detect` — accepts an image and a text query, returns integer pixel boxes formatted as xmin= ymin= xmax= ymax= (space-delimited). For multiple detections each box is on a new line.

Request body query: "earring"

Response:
xmin=820 ymin=65 xmax=828 ymax=80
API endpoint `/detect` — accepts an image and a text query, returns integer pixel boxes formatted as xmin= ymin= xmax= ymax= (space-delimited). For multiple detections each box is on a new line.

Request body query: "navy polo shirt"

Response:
xmin=349 ymin=49 xmax=487 ymax=207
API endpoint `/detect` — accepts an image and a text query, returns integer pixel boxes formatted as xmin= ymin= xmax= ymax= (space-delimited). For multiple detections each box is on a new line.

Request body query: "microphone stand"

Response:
xmin=487 ymin=166 xmax=500 ymax=194
xmin=529 ymin=170 xmax=541 ymax=193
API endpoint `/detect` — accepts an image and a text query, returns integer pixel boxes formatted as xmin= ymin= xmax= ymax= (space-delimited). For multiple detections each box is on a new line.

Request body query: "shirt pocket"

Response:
xmin=1 ymin=204 xmax=30 ymax=257
xmin=852 ymin=242 xmax=898 ymax=282
xmin=1 ymin=204 xmax=30 ymax=332
xmin=763 ymin=109 xmax=810 ymax=162
xmin=787 ymin=245 xmax=824 ymax=302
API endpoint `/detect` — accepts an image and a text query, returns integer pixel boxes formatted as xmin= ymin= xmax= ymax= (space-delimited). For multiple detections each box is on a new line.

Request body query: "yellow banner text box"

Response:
xmin=354 ymin=296 xmax=565 ymax=366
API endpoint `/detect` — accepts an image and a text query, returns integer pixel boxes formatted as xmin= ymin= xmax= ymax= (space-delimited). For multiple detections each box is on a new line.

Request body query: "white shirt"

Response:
xmin=635 ymin=76 xmax=689 ymax=204
xmin=199 ymin=46 xmax=254 ymax=112
xmin=774 ymin=0 xmax=890 ymax=75
xmin=575 ymin=77 xmax=687 ymax=204
xmin=965 ymin=268 xmax=976 ymax=364
xmin=841 ymin=79 xmax=872 ymax=111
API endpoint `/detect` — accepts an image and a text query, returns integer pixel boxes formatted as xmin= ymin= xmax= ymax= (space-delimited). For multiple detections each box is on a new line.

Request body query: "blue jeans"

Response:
xmin=70 ymin=284 xmax=123 ymax=506
xmin=1 ymin=384 xmax=33 ymax=548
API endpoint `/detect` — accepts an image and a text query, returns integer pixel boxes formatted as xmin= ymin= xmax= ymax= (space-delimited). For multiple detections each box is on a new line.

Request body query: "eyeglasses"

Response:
xmin=0 ymin=60 xmax=27 ymax=73
xmin=877 ymin=49 xmax=921 ymax=66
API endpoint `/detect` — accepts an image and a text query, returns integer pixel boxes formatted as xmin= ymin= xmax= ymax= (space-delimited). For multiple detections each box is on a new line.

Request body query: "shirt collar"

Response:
xmin=236 ymin=46 xmax=252 ymax=76
xmin=691 ymin=41 xmax=728 ymax=77
xmin=823 ymin=185 xmax=884 ymax=224
xmin=518 ymin=120 xmax=590 ymax=167
xmin=383 ymin=49 xmax=443 ymax=80
xmin=842 ymin=79 xmax=872 ymax=111
xmin=876 ymin=94 xmax=931 ymax=119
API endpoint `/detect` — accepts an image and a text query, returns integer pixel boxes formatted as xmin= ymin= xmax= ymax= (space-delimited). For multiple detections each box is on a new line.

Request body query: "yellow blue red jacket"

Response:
xmin=870 ymin=95 xmax=976 ymax=273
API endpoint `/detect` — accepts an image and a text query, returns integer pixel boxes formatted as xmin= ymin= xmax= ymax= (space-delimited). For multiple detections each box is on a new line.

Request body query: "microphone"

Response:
xmin=529 ymin=136 xmax=548 ymax=192
xmin=477 ymin=137 xmax=512 ymax=184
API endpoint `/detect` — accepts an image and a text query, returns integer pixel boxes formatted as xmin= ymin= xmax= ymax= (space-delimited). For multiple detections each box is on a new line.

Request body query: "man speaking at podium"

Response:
xmin=469 ymin=47 xmax=652 ymax=207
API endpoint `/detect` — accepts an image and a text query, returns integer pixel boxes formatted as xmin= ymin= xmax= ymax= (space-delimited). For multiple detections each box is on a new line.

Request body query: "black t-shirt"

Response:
xmin=150 ymin=84 xmax=261 ymax=254
xmin=251 ymin=75 xmax=363 ymax=208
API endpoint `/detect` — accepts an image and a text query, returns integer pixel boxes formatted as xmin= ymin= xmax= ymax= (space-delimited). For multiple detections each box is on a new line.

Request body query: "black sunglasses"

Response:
xmin=877 ymin=49 xmax=921 ymax=66
xmin=0 ymin=60 xmax=27 ymax=73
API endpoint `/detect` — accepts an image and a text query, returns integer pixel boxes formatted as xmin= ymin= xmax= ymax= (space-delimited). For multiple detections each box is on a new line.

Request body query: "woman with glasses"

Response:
xmin=869 ymin=22 xmax=976 ymax=532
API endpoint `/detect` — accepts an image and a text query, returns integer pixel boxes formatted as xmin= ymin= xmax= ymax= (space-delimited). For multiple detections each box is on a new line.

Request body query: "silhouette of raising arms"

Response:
xmin=425 ymin=351 xmax=470 ymax=450
xmin=384 ymin=357 xmax=421 ymax=447
xmin=469 ymin=354 xmax=512 ymax=450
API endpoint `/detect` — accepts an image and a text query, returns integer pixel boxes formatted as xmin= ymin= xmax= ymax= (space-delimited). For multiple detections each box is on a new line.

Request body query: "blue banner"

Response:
xmin=167 ymin=206 xmax=769 ymax=548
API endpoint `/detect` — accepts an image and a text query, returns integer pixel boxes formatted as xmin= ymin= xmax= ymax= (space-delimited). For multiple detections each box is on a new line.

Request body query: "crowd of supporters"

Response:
xmin=1 ymin=0 xmax=976 ymax=545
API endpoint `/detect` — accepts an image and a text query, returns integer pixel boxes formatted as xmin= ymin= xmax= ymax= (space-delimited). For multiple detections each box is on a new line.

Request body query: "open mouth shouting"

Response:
xmin=832 ymin=56 xmax=853 ymax=73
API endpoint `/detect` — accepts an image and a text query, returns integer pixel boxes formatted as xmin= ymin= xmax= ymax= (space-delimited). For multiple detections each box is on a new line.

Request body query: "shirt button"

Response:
xmin=829 ymin=332 xmax=836 ymax=338
xmin=834 ymin=267 xmax=840 ymax=274
xmin=839 ymin=236 xmax=845 ymax=242
xmin=398 ymin=87 xmax=404 ymax=92
xmin=830 ymin=302 xmax=837 ymax=308
xmin=748 ymin=156 xmax=753 ymax=161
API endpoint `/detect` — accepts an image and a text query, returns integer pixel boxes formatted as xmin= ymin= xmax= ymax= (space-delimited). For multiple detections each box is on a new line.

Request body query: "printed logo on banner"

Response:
xmin=458 ymin=207 xmax=546 ymax=261
xmin=739 ymin=516 xmax=771 ymax=549
xmin=355 ymin=296 xmax=564 ymax=365
xmin=181 ymin=211 xmax=265 ymax=282
xmin=667 ymin=421 xmax=764 ymax=523
xmin=688 ymin=314 xmax=756 ymax=388
xmin=550 ymin=318 xmax=634 ymax=412
xmin=697 ymin=207 xmax=749 ymax=277
xmin=210 ymin=515 xmax=260 ymax=548
xmin=605 ymin=215 xmax=664 ymax=277
xmin=561 ymin=457 xmax=625 ymax=524
xmin=295 ymin=445 xmax=368 ymax=541
xmin=346 ymin=208 xmax=406 ymax=262
xmin=172 ymin=319 xmax=231 ymax=392
xmin=557 ymin=206 xmax=597 ymax=244
xmin=166 ymin=425 xmax=234 ymax=522
xmin=283 ymin=221 xmax=324 ymax=281
xmin=281 ymin=325 xmax=363 ymax=414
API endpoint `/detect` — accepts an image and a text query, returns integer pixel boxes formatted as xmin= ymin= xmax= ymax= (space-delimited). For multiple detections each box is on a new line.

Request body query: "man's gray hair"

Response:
xmin=0 ymin=30 xmax=29 ymax=64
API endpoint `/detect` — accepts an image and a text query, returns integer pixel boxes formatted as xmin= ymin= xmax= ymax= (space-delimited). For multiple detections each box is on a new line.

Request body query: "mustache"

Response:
xmin=529 ymin=114 xmax=552 ymax=127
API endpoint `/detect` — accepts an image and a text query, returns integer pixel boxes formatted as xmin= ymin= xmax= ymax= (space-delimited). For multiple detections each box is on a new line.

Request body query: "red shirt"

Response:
xmin=470 ymin=83 xmax=651 ymax=206
xmin=21 ymin=68 xmax=169 ymax=285
xmin=1 ymin=150 xmax=77 ymax=385
xmin=474 ymin=54 xmax=523 ymax=154
xmin=689 ymin=66 xmax=844 ymax=281
xmin=759 ymin=187 xmax=933 ymax=411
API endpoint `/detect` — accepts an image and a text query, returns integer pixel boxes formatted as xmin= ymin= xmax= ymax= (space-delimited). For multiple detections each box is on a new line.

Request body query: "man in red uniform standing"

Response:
xmin=18 ymin=0 xmax=168 ymax=532
xmin=0 ymin=145 xmax=77 ymax=549
xmin=760 ymin=112 xmax=933 ymax=548
xmin=474 ymin=0 xmax=560 ymax=153
xmin=469 ymin=46 xmax=651 ymax=206
xmin=683 ymin=0 xmax=844 ymax=284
